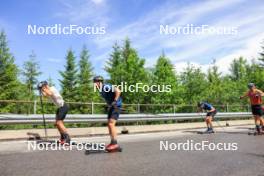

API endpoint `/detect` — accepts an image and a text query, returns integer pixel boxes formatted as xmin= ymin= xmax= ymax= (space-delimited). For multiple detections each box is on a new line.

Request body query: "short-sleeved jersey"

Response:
xmin=49 ymin=86 xmax=64 ymax=107
xmin=247 ymin=89 xmax=263 ymax=105
xmin=100 ymin=84 xmax=122 ymax=106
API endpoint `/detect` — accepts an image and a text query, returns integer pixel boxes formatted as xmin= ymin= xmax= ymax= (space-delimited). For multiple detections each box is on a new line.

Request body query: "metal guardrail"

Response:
xmin=0 ymin=112 xmax=252 ymax=124
xmin=0 ymin=100 xmax=251 ymax=114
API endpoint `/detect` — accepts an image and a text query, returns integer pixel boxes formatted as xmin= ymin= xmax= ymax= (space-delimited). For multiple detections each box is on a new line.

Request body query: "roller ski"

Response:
xmin=27 ymin=132 xmax=41 ymax=141
xmin=85 ymin=144 xmax=122 ymax=154
xmin=36 ymin=134 xmax=72 ymax=146
xmin=248 ymin=131 xmax=264 ymax=136
xmin=248 ymin=126 xmax=264 ymax=136
xmin=197 ymin=128 xmax=215 ymax=134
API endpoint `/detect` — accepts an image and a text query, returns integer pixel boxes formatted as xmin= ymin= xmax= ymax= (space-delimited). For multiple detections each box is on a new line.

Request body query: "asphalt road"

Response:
xmin=0 ymin=126 xmax=264 ymax=176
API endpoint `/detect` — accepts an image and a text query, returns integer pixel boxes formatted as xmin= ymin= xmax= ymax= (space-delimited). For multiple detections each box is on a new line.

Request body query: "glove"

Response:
xmin=111 ymin=100 xmax=117 ymax=107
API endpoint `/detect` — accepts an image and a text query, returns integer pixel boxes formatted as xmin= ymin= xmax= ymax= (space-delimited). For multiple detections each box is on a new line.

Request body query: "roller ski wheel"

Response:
xmin=85 ymin=145 xmax=122 ymax=155
xmin=197 ymin=129 xmax=215 ymax=134
xmin=106 ymin=146 xmax=122 ymax=153
xmin=248 ymin=131 xmax=264 ymax=136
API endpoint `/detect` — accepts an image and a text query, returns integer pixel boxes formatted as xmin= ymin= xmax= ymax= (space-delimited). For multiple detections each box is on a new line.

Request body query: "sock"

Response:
xmin=62 ymin=133 xmax=70 ymax=141
xmin=256 ymin=125 xmax=260 ymax=132
xmin=111 ymin=139 xmax=117 ymax=145
xmin=60 ymin=133 xmax=64 ymax=140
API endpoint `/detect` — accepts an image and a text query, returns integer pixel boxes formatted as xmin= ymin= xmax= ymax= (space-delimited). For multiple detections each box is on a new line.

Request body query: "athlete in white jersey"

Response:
xmin=37 ymin=81 xmax=71 ymax=144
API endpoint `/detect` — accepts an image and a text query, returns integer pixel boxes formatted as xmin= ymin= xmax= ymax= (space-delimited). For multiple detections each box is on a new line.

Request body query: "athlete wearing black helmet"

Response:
xmin=93 ymin=76 xmax=104 ymax=82
xmin=37 ymin=81 xmax=48 ymax=90
xmin=93 ymin=76 xmax=122 ymax=151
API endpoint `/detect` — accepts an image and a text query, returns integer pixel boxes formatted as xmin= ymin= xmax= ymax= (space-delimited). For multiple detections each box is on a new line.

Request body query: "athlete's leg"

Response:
xmin=205 ymin=116 xmax=213 ymax=128
xmin=260 ymin=117 xmax=264 ymax=131
xmin=56 ymin=120 xmax=67 ymax=133
xmin=255 ymin=115 xmax=262 ymax=132
xmin=56 ymin=120 xmax=70 ymax=143
xmin=55 ymin=104 xmax=70 ymax=143
xmin=260 ymin=117 xmax=264 ymax=124
xmin=106 ymin=105 xmax=121 ymax=150
xmin=54 ymin=123 xmax=63 ymax=140
xmin=208 ymin=116 xmax=213 ymax=129
xmin=108 ymin=118 xmax=117 ymax=143
xmin=106 ymin=118 xmax=120 ymax=150
xmin=205 ymin=117 xmax=209 ymax=127
xmin=260 ymin=118 xmax=263 ymax=125
xmin=205 ymin=116 xmax=214 ymax=133
xmin=207 ymin=116 xmax=213 ymax=128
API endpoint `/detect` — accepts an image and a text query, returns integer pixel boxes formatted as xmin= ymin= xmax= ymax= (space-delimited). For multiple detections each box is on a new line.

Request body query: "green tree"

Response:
xmin=105 ymin=39 xmax=148 ymax=104
xmin=229 ymin=57 xmax=248 ymax=81
xmin=180 ymin=63 xmax=207 ymax=106
xmin=226 ymin=57 xmax=249 ymax=110
xmin=152 ymin=53 xmax=182 ymax=105
xmin=22 ymin=51 xmax=41 ymax=99
xmin=105 ymin=43 xmax=124 ymax=85
xmin=206 ymin=60 xmax=223 ymax=104
xmin=0 ymin=30 xmax=22 ymax=113
xmin=245 ymin=60 xmax=264 ymax=89
xmin=121 ymin=39 xmax=148 ymax=104
xmin=77 ymin=45 xmax=96 ymax=113
xmin=59 ymin=49 xmax=78 ymax=101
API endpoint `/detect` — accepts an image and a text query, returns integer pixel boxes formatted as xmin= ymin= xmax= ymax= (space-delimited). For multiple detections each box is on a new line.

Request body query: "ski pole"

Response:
xmin=214 ymin=117 xmax=226 ymax=132
xmin=39 ymin=90 xmax=48 ymax=139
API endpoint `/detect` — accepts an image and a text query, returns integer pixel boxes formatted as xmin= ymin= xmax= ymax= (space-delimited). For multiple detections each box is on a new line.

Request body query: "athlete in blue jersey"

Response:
xmin=197 ymin=102 xmax=217 ymax=133
xmin=93 ymin=76 xmax=122 ymax=151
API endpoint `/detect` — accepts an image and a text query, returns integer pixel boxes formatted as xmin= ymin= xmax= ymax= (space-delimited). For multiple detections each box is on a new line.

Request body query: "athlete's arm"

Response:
xmin=114 ymin=87 xmax=121 ymax=101
xmin=208 ymin=107 xmax=216 ymax=112
xmin=205 ymin=103 xmax=215 ymax=112
xmin=240 ymin=92 xmax=248 ymax=99
xmin=256 ymin=89 xmax=264 ymax=96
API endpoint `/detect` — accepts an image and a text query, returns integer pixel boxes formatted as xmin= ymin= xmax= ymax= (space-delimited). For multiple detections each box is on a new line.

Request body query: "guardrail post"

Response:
xmin=91 ymin=102 xmax=94 ymax=114
xmin=34 ymin=100 xmax=37 ymax=114
xmin=173 ymin=105 xmax=176 ymax=114
xmin=247 ymin=105 xmax=250 ymax=112
xmin=226 ymin=104 xmax=229 ymax=112
xmin=137 ymin=103 xmax=140 ymax=113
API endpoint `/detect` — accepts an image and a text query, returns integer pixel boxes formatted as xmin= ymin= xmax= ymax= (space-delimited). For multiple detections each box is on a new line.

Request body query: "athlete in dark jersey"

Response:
xmin=93 ymin=76 xmax=122 ymax=151
xmin=197 ymin=102 xmax=217 ymax=133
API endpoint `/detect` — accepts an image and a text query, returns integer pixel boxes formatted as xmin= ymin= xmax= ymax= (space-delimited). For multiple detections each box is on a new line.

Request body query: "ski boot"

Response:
xmin=106 ymin=143 xmax=121 ymax=152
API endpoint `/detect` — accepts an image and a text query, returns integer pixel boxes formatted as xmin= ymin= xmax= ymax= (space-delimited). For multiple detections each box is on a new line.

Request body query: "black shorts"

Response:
xmin=251 ymin=105 xmax=262 ymax=116
xmin=107 ymin=106 xmax=121 ymax=120
xmin=206 ymin=110 xmax=217 ymax=118
xmin=56 ymin=103 xmax=69 ymax=120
